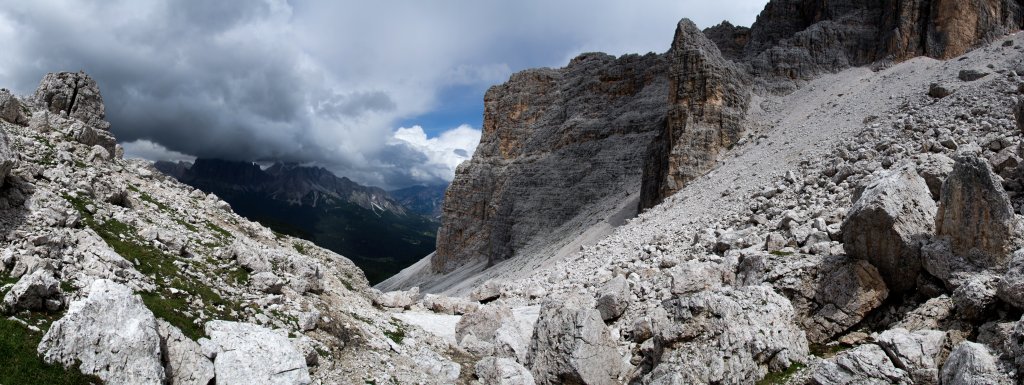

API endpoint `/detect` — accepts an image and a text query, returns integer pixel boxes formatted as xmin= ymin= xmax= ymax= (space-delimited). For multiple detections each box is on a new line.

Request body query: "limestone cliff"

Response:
xmin=433 ymin=53 xmax=670 ymax=273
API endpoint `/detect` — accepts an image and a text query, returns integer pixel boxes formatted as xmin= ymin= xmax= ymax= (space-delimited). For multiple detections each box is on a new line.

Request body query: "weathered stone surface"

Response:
xmin=812 ymin=344 xmax=912 ymax=385
xmin=204 ymin=320 xmax=312 ymax=385
xmin=34 ymin=71 xmax=110 ymax=130
xmin=157 ymin=320 xmax=215 ymax=385
xmin=2 ymin=268 xmax=61 ymax=313
xmin=0 ymin=88 xmax=27 ymax=125
xmin=753 ymin=254 xmax=888 ymax=344
xmin=912 ymin=153 xmax=955 ymax=200
xmin=595 ymin=275 xmax=629 ymax=321
xmin=455 ymin=302 xmax=515 ymax=345
xmin=939 ymin=341 xmax=1012 ymax=385
xmin=842 ymin=166 xmax=936 ymax=292
xmin=0 ymin=129 xmax=15 ymax=188
xmin=423 ymin=294 xmax=479 ymax=315
xmin=642 ymin=286 xmax=808 ymax=384
xmin=998 ymin=249 xmax=1024 ymax=309
xmin=375 ymin=287 xmax=419 ymax=308
xmin=640 ymin=19 xmax=750 ymax=209
xmin=250 ymin=271 xmax=285 ymax=294
xmin=874 ymin=328 xmax=948 ymax=385
xmin=38 ymin=279 xmax=165 ymax=385
xmin=951 ymin=273 xmax=999 ymax=320
xmin=469 ymin=279 xmax=505 ymax=302
xmin=927 ymin=154 xmax=1018 ymax=281
xmin=526 ymin=295 xmax=622 ymax=385
xmin=432 ymin=49 xmax=670 ymax=273
xmin=739 ymin=0 xmax=1024 ymax=85
xmin=929 ymin=82 xmax=954 ymax=98
xmin=474 ymin=357 xmax=534 ymax=385
xmin=958 ymin=68 xmax=989 ymax=81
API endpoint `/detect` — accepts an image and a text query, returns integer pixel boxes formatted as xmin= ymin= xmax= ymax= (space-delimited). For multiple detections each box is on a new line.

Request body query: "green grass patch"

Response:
xmin=293 ymin=242 xmax=306 ymax=255
xmin=770 ymin=250 xmax=794 ymax=256
xmin=64 ymin=193 xmax=241 ymax=340
xmin=130 ymin=186 xmax=173 ymax=213
xmin=383 ymin=321 xmax=405 ymax=344
xmin=757 ymin=362 xmax=806 ymax=385
xmin=0 ymin=317 xmax=102 ymax=385
xmin=205 ymin=221 xmax=233 ymax=239
xmin=811 ymin=343 xmax=852 ymax=358
xmin=227 ymin=267 xmax=249 ymax=285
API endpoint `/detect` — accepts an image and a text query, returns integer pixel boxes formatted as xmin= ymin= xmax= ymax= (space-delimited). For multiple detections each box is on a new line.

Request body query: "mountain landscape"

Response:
xmin=154 ymin=159 xmax=440 ymax=284
xmin=4 ymin=1 xmax=1024 ymax=384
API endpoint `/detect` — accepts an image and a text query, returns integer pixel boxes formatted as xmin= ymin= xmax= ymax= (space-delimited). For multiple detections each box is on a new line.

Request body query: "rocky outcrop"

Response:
xmin=939 ymin=341 xmax=1012 ymax=385
xmin=841 ymin=166 xmax=936 ymax=292
xmin=812 ymin=344 xmax=912 ymax=385
xmin=202 ymin=320 xmax=311 ymax=385
xmin=433 ymin=50 xmax=670 ymax=273
xmin=641 ymin=286 xmax=808 ymax=384
xmin=2 ymin=268 xmax=62 ymax=313
xmin=737 ymin=0 xmax=1024 ymax=86
xmin=874 ymin=328 xmax=949 ymax=385
xmin=935 ymin=154 xmax=1017 ymax=265
xmin=640 ymin=19 xmax=751 ymax=209
xmin=34 ymin=71 xmax=109 ymax=130
xmin=474 ymin=357 xmax=535 ymax=385
xmin=38 ymin=279 xmax=165 ymax=385
xmin=0 ymin=88 xmax=28 ymax=125
xmin=526 ymin=295 xmax=622 ymax=385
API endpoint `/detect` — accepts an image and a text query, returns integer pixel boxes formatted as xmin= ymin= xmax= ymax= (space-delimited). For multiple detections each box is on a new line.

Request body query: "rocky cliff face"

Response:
xmin=640 ymin=20 xmax=751 ymax=209
xmin=433 ymin=52 xmax=670 ymax=273
xmin=739 ymin=0 xmax=1024 ymax=88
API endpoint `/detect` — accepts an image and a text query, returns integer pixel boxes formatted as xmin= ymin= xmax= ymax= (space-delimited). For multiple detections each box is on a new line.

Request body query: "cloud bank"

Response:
xmin=0 ymin=0 xmax=767 ymax=189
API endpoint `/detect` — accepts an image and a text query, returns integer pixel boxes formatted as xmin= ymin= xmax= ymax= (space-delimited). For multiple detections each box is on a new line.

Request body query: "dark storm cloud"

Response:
xmin=0 ymin=0 xmax=767 ymax=188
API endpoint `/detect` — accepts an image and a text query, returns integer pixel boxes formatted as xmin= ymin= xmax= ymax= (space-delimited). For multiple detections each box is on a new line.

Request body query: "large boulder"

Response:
xmin=474 ymin=357 xmax=535 ymax=385
xmin=157 ymin=320 xmax=215 ymax=385
xmin=202 ymin=320 xmax=311 ymax=385
xmin=928 ymin=154 xmax=1018 ymax=279
xmin=423 ymin=294 xmax=479 ymax=315
xmin=842 ymin=166 xmax=936 ymax=292
xmin=746 ymin=253 xmax=888 ymax=344
xmin=912 ymin=153 xmax=955 ymax=200
xmin=642 ymin=286 xmax=809 ymax=384
xmin=811 ymin=344 xmax=912 ymax=385
xmin=2 ymin=268 xmax=61 ymax=313
xmin=38 ymin=279 xmax=165 ymax=385
xmin=455 ymin=301 xmax=528 ymax=360
xmin=0 ymin=88 xmax=28 ymax=125
xmin=939 ymin=341 xmax=1012 ymax=385
xmin=375 ymin=287 xmax=419 ymax=308
xmin=526 ymin=295 xmax=622 ymax=385
xmin=595 ymin=275 xmax=630 ymax=321
xmin=874 ymin=328 xmax=949 ymax=385
xmin=34 ymin=71 xmax=109 ymax=130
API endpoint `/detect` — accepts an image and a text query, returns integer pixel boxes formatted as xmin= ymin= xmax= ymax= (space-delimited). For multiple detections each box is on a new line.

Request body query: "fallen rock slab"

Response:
xmin=38 ymin=279 xmax=165 ymax=385
xmin=526 ymin=295 xmax=622 ymax=385
xmin=203 ymin=320 xmax=311 ymax=385
xmin=157 ymin=320 xmax=215 ymax=385
xmin=842 ymin=166 xmax=936 ymax=292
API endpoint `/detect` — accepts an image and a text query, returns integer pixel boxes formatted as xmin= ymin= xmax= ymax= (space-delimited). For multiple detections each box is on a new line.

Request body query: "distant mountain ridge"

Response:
xmin=154 ymin=158 xmax=443 ymax=283
xmin=389 ymin=184 xmax=447 ymax=220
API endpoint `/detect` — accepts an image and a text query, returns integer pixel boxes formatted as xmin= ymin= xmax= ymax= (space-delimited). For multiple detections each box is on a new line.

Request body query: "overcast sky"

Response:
xmin=0 ymin=0 xmax=768 ymax=189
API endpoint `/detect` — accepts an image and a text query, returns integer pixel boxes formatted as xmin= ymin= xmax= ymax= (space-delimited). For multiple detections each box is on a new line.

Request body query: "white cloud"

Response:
xmin=391 ymin=125 xmax=481 ymax=183
xmin=121 ymin=139 xmax=196 ymax=163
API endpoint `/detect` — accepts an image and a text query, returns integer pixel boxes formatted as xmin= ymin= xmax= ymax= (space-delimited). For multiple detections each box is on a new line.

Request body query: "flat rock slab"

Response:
xmin=203 ymin=320 xmax=311 ymax=385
